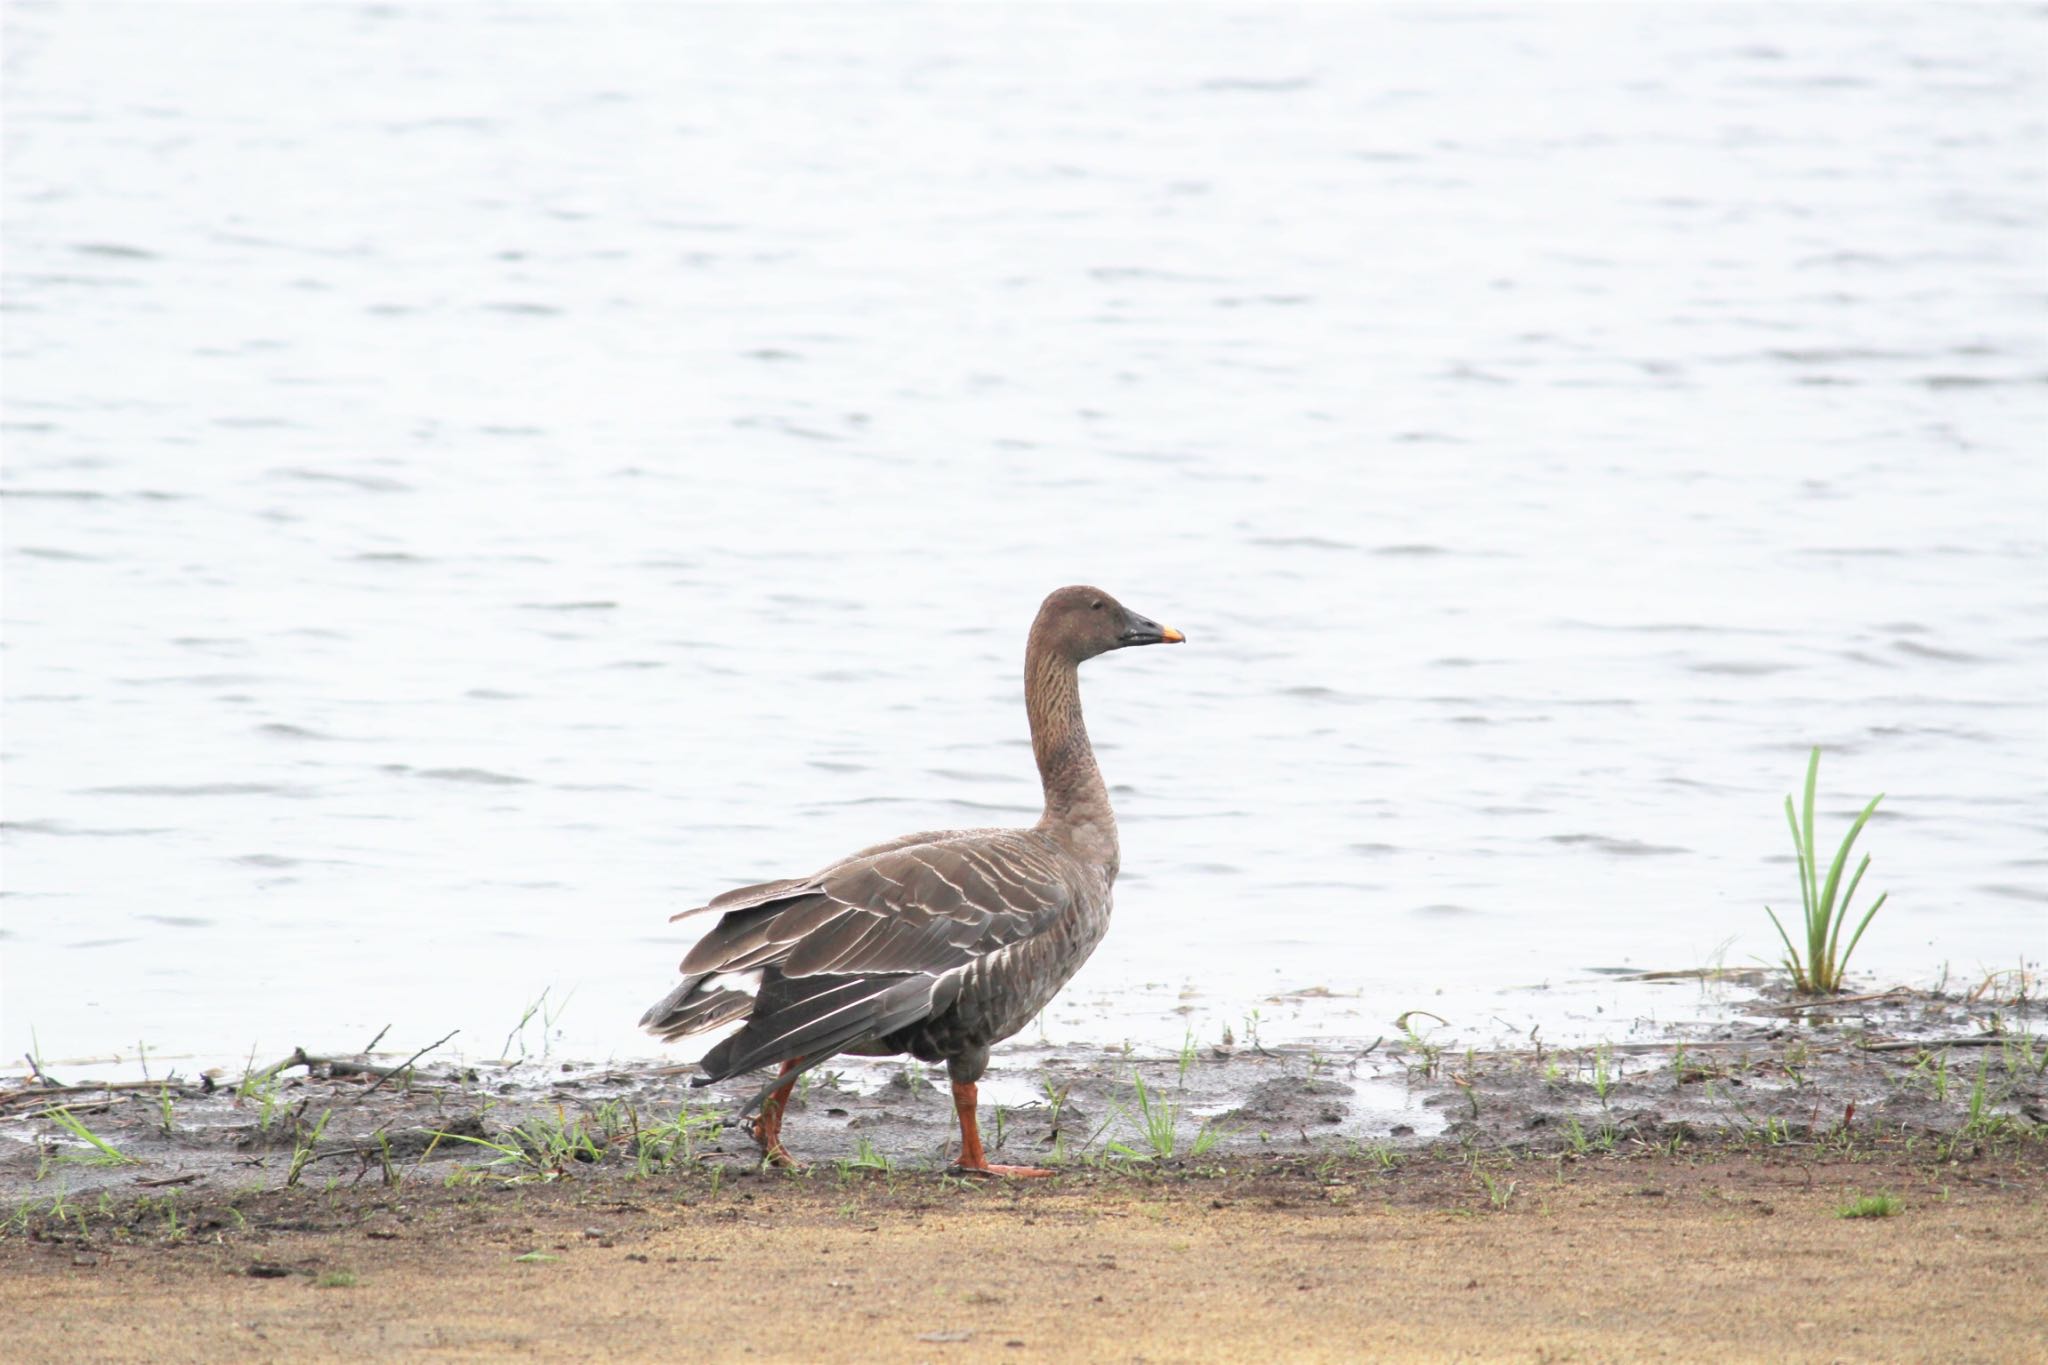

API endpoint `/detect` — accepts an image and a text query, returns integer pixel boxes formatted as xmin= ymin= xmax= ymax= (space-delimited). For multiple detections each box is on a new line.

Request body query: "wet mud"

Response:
xmin=2 ymin=977 xmax=2040 ymax=1205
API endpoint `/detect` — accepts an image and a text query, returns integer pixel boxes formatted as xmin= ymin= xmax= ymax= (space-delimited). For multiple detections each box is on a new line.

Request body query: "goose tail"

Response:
xmin=638 ymin=969 xmax=764 ymax=1042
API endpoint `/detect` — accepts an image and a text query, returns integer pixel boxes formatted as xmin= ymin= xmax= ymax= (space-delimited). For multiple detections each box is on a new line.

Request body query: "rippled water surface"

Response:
xmin=4 ymin=4 xmax=2043 ymax=1073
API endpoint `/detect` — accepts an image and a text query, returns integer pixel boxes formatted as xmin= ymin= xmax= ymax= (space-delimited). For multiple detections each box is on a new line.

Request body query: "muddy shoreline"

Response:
xmin=3 ymin=978 xmax=2040 ymax=1207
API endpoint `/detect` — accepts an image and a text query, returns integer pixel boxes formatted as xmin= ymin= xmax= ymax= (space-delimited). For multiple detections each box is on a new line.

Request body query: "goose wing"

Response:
xmin=639 ymin=829 xmax=1080 ymax=1084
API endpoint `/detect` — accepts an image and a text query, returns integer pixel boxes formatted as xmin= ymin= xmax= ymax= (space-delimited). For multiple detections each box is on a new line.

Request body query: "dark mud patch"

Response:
xmin=1219 ymin=1076 xmax=1351 ymax=1127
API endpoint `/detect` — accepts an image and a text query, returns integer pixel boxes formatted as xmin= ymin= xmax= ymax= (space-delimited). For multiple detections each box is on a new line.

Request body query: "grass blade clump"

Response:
xmin=1765 ymin=747 xmax=1888 ymax=995
xmin=46 ymin=1108 xmax=141 ymax=1167
xmin=1101 ymin=1071 xmax=1220 ymax=1162
xmin=1837 ymin=1192 xmax=1900 ymax=1219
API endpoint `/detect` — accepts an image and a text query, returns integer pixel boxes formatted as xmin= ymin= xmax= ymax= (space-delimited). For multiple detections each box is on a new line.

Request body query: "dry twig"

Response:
xmin=354 ymin=1029 xmax=459 ymax=1101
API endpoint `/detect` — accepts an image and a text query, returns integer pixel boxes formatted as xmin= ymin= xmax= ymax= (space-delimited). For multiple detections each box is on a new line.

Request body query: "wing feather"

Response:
xmin=668 ymin=875 xmax=813 ymax=923
xmin=680 ymin=893 xmax=833 ymax=973
xmin=760 ymin=895 xmax=857 ymax=944
xmin=779 ymin=911 xmax=890 ymax=976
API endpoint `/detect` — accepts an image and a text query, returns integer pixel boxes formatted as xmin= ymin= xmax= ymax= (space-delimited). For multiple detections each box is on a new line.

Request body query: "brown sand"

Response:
xmin=5 ymin=1153 xmax=2044 ymax=1363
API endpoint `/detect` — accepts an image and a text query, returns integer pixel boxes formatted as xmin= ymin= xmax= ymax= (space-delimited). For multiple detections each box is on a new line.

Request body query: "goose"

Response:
xmin=640 ymin=585 xmax=1183 ymax=1175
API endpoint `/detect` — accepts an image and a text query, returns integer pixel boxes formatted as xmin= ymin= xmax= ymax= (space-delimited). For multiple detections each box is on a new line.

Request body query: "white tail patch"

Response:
xmin=706 ymin=969 xmax=763 ymax=998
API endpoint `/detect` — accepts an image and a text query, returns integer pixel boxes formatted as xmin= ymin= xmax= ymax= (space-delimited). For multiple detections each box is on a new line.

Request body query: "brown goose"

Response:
xmin=640 ymin=585 xmax=1183 ymax=1175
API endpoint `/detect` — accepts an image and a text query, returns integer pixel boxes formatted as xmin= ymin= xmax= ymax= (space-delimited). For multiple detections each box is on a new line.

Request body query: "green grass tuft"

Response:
xmin=1101 ymin=1070 xmax=1219 ymax=1163
xmin=841 ymin=1137 xmax=892 ymax=1174
xmin=1836 ymin=1192 xmax=1900 ymax=1219
xmin=1765 ymin=747 xmax=1888 ymax=995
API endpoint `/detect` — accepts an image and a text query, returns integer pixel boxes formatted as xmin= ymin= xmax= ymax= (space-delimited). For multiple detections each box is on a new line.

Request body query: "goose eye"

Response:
xmin=1090 ymin=600 xmax=1103 ymax=610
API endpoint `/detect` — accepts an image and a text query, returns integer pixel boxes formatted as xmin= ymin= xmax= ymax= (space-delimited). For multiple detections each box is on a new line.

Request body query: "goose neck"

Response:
xmin=1025 ymin=644 xmax=1118 ymax=872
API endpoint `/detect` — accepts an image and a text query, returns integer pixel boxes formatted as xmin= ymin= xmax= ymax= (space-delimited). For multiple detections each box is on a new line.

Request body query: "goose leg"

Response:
xmin=948 ymin=1079 xmax=1053 ymax=1178
xmin=751 ymin=1057 xmax=803 ymax=1167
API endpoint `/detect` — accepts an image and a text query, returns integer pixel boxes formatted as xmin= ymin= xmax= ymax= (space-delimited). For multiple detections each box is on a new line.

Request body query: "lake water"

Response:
xmin=4 ymin=3 xmax=2043 ymax=1078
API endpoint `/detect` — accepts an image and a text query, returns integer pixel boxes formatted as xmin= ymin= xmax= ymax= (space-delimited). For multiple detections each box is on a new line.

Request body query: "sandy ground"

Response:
xmin=4 ymin=1148 xmax=2045 ymax=1363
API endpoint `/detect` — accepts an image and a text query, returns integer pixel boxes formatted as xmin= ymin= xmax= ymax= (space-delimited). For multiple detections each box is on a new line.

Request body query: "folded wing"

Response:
xmin=639 ymin=830 xmax=1078 ymax=1088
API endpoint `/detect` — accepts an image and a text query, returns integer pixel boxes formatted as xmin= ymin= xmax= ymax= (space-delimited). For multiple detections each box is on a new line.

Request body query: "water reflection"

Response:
xmin=3 ymin=3 xmax=2042 ymax=1074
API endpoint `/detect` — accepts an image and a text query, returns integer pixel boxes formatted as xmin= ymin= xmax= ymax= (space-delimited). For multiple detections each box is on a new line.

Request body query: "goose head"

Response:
xmin=1032 ymin=584 xmax=1185 ymax=662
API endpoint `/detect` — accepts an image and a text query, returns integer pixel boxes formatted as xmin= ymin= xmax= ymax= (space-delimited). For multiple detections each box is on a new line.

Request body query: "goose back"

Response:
xmin=639 ymin=826 xmax=1113 ymax=1086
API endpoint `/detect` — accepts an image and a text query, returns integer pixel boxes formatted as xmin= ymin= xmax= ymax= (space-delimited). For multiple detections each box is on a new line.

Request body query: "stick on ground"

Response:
xmin=354 ymin=1030 xmax=459 ymax=1101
